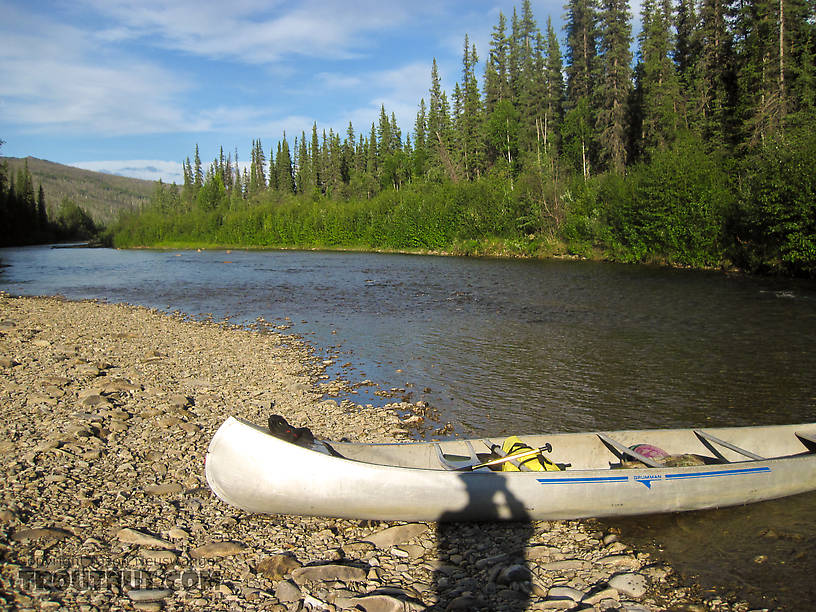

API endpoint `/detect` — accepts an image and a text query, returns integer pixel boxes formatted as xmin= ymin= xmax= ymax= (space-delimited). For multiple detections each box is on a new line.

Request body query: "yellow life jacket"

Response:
xmin=501 ymin=436 xmax=560 ymax=472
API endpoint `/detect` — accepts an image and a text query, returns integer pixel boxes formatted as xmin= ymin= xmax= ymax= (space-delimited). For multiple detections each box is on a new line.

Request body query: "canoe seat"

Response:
xmin=796 ymin=431 xmax=816 ymax=452
xmin=597 ymin=434 xmax=663 ymax=468
xmin=694 ymin=430 xmax=764 ymax=462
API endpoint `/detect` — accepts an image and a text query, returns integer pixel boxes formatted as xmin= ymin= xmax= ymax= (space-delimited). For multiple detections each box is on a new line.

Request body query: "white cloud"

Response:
xmin=0 ymin=5 xmax=195 ymax=136
xmin=81 ymin=0 xmax=418 ymax=63
xmin=70 ymin=160 xmax=184 ymax=183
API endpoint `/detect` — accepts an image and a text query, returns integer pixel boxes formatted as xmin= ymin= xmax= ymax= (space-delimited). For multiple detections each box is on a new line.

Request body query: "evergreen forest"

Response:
xmin=106 ymin=0 xmax=816 ymax=277
xmin=0 ymin=143 xmax=99 ymax=246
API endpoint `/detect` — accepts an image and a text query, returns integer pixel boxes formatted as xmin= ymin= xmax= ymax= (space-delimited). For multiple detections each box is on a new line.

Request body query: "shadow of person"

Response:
xmin=432 ymin=471 xmax=534 ymax=611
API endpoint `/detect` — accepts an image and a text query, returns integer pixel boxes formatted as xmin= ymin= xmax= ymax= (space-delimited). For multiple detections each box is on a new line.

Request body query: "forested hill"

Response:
xmin=2 ymin=157 xmax=154 ymax=225
xmin=112 ymin=0 xmax=816 ymax=277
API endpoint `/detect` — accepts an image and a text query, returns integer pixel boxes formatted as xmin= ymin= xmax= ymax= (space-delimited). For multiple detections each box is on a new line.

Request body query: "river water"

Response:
xmin=1 ymin=245 xmax=815 ymax=608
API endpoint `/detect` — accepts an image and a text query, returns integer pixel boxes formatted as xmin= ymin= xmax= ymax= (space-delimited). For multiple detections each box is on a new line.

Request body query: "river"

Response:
xmin=1 ymin=245 xmax=815 ymax=608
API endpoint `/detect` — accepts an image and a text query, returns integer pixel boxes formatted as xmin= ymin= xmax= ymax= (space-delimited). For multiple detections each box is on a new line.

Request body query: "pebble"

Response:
xmin=189 ymin=541 xmax=247 ymax=559
xmin=349 ymin=593 xmax=426 ymax=611
xmin=608 ymin=572 xmax=648 ymax=598
xmin=599 ymin=554 xmax=641 ymax=569
xmin=116 ymin=528 xmax=176 ymax=550
xmin=547 ymin=585 xmax=586 ymax=601
xmin=291 ymin=563 xmax=368 ymax=585
xmin=365 ymin=523 xmax=429 ymax=548
xmin=167 ymin=527 xmax=189 ymax=540
xmin=541 ymin=559 xmax=592 ymax=571
xmin=144 ymin=482 xmax=184 ymax=496
xmin=127 ymin=588 xmax=173 ymax=602
xmin=256 ymin=554 xmax=302 ymax=580
xmin=11 ymin=527 xmax=72 ymax=542
xmin=274 ymin=579 xmax=302 ymax=602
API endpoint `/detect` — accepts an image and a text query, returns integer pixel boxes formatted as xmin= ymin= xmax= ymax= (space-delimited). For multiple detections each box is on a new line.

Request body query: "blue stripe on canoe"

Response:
xmin=535 ymin=466 xmax=771 ymax=487
xmin=664 ymin=466 xmax=771 ymax=480
xmin=536 ymin=476 xmax=629 ymax=485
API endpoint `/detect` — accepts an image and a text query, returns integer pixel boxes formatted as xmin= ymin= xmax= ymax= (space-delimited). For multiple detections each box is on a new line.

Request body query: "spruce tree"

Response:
xmin=637 ymin=0 xmax=682 ymax=156
xmin=596 ymin=0 xmax=633 ymax=173
xmin=277 ymin=133 xmax=295 ymax=194
xmin=295 ymin=134 xmax=308 ymax=193
xmin=413 ymin=99 xmax=429 ymax=176
xmin=564 ymin=0 xmax=599 ymax=103
xmin=735 ymin=0 xmax=813 ymax=143
xmin=458 ymin=35 xmax=484 ymax=180
xmin=310 ymin=124 xmax=321 ymax=192
xmin=194 ymin=145 xmax=203 ymax=188
xmin=427 ymin=58 xmax=445 ymax=174
xmin=674 ymin=0 xmax=700 ymax=86
xmin=37 ymin=185 xmax=47 ymax=230
xmin=484 ymin=12 xmax=511 ymax=116
xmin=543 ymin=17 xmax=566 ymax=158
xmin=689 ymin=0 xmax=734 ymax=145
xmin=564 ymin=0 xmax=600 ymax=176
xmin=377 ymin=105 xmax=393 ymax=164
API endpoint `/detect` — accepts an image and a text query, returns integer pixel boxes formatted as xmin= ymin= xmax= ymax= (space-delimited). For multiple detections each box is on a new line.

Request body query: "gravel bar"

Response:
xmin=0 ymin=295 xmax=756 ymax=611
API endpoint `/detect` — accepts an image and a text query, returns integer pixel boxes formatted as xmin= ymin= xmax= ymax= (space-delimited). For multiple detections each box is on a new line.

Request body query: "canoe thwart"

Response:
xmin=693 ymin=430 xmax=765 ymax=461
xmin=597 ymin=433 xmax=663 ymax=468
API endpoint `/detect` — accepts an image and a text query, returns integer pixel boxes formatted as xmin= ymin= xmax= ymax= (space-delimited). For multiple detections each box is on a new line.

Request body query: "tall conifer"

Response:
xmin=596 ymin=0 xmax=633 ymax=173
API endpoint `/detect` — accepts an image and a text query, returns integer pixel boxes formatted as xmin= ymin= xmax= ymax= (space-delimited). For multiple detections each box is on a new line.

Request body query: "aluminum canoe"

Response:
xmin=204 ymin=417 xmax=816 ymax=521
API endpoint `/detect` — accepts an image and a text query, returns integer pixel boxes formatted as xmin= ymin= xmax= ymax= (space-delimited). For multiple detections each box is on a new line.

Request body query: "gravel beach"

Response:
xmin=0 ymin=295 xmax=754 ymax=611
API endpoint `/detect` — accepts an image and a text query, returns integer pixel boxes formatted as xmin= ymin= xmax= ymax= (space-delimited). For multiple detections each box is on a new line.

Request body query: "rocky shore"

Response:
xmin=0 ymin=295 xmax=754 ymax=611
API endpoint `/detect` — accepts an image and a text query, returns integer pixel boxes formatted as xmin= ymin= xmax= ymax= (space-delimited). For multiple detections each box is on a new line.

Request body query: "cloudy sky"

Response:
xmin=1 ymin=0 xmax=582 ymax=183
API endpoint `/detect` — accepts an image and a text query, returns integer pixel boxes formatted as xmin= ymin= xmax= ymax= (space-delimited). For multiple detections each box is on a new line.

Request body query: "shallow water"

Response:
xmin=2 ymin=245 xmax=815 ymax=608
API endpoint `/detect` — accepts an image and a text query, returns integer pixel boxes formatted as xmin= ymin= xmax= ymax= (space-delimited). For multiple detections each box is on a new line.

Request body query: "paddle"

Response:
xmin=456 ymin=443 xmax=553 ymax=471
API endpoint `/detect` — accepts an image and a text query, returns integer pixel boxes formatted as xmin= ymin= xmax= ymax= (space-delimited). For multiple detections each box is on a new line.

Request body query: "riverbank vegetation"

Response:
xmin=111 ymin=0 xmax=816 ymax=277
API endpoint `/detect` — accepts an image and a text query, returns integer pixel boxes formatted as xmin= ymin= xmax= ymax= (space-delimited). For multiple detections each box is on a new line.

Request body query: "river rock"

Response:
xmin=599 ymin=553 xmax=641 ymax=569
xmin=144 ymin=482 xmax=183 ymax=496
xmin=256 ymin=554 xmax=302 ymax=580
xmin=342 ymin=540 xmax=377 ymax=556
xmin=12 ymin=528 xmax=73 ymax=543
xmin=0 ymin=509 xmax=18 ymax=523
xmin=583 ymin=587 xmax=619 ymax=605
xmin=349 ymin=593 xmax=426 ymax=611
xmin=81 ymin=394 xmax=109 ymax=407
xmin=291 ymin=563 xmax=367 ymax=585
xmin=608 ymin=572 xmax=648 ymax=598
xmin=540 ymin=559 xmax=591 ymax=571
xmin=495 ymin=563 xmax=532 ymax=585
xmin=167 ymin=527 xmax=189 ymax=540
xmin=116 ymin=528 xmax=176 ymax=550
xmin=526 ymin=545 xmax=559 ymax=561
xmin=127 ymin=588 xmax=172 ymax=602
xmin=538 ymin=600 xmax=579 ymax=610
xmin=547 ymin=586 xmax=586 ymax=602
xmin=364 ymin=523 xmax=429 ymax=548
xmin=274 ymin=579 xmax=302 ymax=603
xmin=189 ymin=541 xmax=247 ymax=559
xmin=445 ymin=594 xmax=484 ymax=610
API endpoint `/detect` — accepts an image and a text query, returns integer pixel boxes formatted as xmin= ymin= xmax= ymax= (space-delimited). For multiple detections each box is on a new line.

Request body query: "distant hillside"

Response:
xmin=2 ymin=157 xmax=156 ymax=226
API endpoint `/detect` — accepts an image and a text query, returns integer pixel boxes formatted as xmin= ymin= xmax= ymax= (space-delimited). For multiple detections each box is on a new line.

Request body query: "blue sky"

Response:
xmin=1 ymin=0 xmax=611 ymax=183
